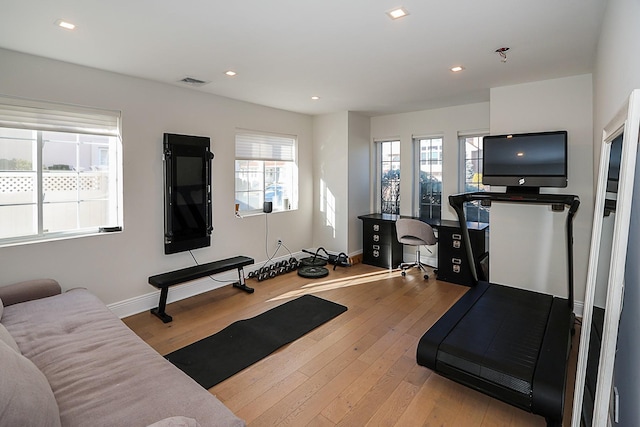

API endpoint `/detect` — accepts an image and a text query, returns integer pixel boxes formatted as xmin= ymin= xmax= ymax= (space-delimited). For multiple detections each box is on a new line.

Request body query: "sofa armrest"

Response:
xmin=0 ymin=279 xmax=62 ymax=306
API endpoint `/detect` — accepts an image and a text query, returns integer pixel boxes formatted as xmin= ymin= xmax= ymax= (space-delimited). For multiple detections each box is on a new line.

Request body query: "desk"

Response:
xmin=357 ymin=214 xmax=488 ymax=286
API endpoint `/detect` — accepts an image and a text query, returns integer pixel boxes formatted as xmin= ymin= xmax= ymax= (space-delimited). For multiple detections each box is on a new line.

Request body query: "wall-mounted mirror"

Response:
xmin=572 ymin=90 xmax=640 ymax=426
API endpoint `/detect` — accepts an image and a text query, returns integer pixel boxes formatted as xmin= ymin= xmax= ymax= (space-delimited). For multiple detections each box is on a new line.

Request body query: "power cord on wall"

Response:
xmin=262 ymin=212 xmax=293 ymax=269
xmin=189 ymin=250 xmax=227 ymax=283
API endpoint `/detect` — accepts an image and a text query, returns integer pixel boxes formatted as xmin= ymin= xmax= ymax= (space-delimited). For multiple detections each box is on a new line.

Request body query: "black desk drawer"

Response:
xmin=437 ymin=224 xmax=488 ymax=286
xmin=359 ymin=216 xmax=403 ymax=269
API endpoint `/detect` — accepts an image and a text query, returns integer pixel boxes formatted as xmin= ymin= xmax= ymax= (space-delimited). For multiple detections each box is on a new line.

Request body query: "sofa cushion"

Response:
xmin=1 ymin=288 xmax=245 ymax=427
xmin=0 ymin=339 xmax=61 ymax=427
xmin=0 ymin=323 xmax=20 ymax=353
xmin=147 ymin=416 xmax=201 ymax=427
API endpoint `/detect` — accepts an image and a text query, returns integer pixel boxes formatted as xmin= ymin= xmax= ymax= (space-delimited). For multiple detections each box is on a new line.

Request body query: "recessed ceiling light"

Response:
xmin=55 ymin=19 xmax=76 ymax=30
xmin=450 ymin=66 xmax=464 ymax=72
xmin=311 ymin=96 xmax=320 ymax=100
xmin=224 ymin=70 xmax=237 ymax=77
xmin=387 ymin=7 xmax=409 ymax=20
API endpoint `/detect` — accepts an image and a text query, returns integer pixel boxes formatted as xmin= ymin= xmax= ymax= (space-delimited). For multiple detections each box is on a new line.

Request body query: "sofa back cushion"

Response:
xmin=0 ymin=339 xmax=61 ymax=427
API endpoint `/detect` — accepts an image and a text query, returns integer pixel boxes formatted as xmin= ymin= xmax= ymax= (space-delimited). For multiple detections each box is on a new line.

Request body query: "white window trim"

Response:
xmin=458 ymin=132 xmax=488 ymax=193
xmin=0 ymin=95 xmax=123 ymax=247
xmin=234 ymin=130 xmax=298 ymax=215
xmin=375 ymin=139 xmax=401 ymax=215
xmin=413 ymin=135 xmax=443 ymax=219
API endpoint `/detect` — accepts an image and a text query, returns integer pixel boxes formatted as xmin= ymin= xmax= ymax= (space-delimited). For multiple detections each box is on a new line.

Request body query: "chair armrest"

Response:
xmin=0 ymin=279 xmax=62 ymax=306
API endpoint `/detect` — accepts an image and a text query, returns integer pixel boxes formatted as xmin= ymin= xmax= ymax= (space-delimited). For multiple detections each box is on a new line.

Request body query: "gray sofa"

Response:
xmin=0 ymin=279 xmax=245 ymax=427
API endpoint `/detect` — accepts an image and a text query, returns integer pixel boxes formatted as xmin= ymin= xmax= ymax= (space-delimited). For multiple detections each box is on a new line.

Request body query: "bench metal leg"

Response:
xmin=150 ymin=287 xmax=173 ymax=323
xmin=232 ymin=267 xmax=254 ymax=293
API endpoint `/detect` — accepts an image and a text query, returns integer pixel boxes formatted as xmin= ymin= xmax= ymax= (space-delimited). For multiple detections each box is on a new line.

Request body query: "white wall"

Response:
xmin=593 ymin=0 xmax=640 ymax=425
xmin=0 ymin=48 xmax=314 ymax=313
xmin=347 ymin=112 xmax=371 ymax=254
xmin=489 ymin=74 xmax=593 ymax=302
xmin=311 ymin=112 xmax=371 ymax=256
xmin=312 ymin=112 xmax=349 ymax=253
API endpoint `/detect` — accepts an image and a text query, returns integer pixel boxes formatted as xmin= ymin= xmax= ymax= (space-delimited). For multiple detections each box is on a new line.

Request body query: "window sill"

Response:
xmin=0 ymin=227 xmax=123 ymax=249
xmin=236 ymin=208 xmax=297 ymax=218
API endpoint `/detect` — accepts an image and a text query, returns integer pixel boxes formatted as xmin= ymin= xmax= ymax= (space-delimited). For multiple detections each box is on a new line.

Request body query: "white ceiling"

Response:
xmin=0 ymin=0 xmax=607 ymax=116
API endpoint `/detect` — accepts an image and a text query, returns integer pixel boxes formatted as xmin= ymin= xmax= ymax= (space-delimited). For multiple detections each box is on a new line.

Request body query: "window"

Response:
xmin=0 ymin=96 xmax=122 ymax=246
xmin=460 ymin=134 xmax=489 ymax=222
xmin=415 ymin=136 xmax=443 ymax=220
xmin=235 ymin=132 xmax=297 ymax=214
xmin=377 ymin=140 xmax=400 ymax=214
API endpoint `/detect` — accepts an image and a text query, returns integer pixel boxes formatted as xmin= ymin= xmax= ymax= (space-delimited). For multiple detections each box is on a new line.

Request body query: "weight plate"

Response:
xmin=299 ymin=257 xmax=327 ymax=267
xmin=297 ymin=265 xmax=329 ymax=278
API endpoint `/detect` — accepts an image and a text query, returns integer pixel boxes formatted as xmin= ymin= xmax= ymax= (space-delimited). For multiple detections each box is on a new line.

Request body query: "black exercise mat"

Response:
xmin=165 ymin=294 xmax=347 ymax=389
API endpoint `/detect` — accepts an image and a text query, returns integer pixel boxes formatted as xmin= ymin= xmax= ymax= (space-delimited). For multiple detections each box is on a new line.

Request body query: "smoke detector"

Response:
xmin=178 ymin=77 xmax=210 ymax=87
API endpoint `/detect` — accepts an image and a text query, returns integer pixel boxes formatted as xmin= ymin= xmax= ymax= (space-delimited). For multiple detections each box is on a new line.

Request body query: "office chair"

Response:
xmin=395 ymin=218 xmax=437 ymax=279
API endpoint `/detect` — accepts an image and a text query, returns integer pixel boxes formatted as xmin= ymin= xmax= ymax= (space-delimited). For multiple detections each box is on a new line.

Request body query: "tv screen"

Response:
xmin=163 ymin=133 xmax=213 ymax=254
xmin=482 ymin=130 xmax=568 ymax=192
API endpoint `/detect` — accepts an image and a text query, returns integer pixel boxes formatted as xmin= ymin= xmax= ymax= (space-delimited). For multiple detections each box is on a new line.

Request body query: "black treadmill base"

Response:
xmin=417 ymin=281 xmax=573 ymax=424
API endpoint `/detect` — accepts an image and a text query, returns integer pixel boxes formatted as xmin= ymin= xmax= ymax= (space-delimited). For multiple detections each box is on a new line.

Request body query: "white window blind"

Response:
xmin=0 ymin=95 xmax=121 ymax=137
xmin=235 ymin=132 xmax=295 ymax=161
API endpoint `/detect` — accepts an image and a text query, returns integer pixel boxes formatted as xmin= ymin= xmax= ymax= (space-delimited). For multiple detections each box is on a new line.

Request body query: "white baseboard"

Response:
xmin=574 ymin=300 xmax=584 ymax=318
xmin=108 ymin=249 xmax=582 ymax=320
xmin=108 ymin=251 xmax=304 ymax=319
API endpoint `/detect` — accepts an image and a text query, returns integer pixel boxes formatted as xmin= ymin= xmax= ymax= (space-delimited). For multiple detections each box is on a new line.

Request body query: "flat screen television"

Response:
xmin=482 ymin=130 xmax=568 ymax=193
xmin=163 ymin=133 xmax=213 ymax=254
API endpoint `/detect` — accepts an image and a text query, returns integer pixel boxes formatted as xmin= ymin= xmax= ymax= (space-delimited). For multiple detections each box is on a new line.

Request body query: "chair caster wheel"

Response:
xmin=424 ymin=274 xmax=429 ymax=280
xmin=401 ymin=271 xmax=406 ymax=277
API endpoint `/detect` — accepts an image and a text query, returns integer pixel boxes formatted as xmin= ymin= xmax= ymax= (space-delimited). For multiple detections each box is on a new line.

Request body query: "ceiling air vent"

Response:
xmin=178 ymin=76 xmax=210 ymax=87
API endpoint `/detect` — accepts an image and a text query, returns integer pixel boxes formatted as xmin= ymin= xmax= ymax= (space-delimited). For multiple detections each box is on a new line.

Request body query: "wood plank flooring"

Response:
xmin=124 ymin=262 xmax=579 ymax=426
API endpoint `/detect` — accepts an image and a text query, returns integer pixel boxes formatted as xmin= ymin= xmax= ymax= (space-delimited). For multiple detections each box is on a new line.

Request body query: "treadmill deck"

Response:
xmin=417 ymin=281 xmax=573 ymax=422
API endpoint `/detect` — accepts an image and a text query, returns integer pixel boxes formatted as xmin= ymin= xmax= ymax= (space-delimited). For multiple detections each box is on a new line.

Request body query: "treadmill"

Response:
xmin=416 ymin=191 xmax=579 ymax=426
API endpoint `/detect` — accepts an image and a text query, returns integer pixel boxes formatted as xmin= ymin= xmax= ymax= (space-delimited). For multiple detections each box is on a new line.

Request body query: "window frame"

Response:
xmin=234 ymin=131 xmax=298 ymax=215
xmin=375 ymin=139 xmax=401 ymax=215
xmin=413 ymin=135 xmax=443 ymax=221
xmin=459 ymin=133 xmax=489 ymax=223
xmin=0 ymin=96 xmax=123 ymax=247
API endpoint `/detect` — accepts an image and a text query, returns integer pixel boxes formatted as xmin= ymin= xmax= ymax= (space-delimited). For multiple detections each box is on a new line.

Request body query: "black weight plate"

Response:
xmin=297 ymin=265 xmax=329 ymax=278
xmin=299 ymin=257 xmax=327 ymax=267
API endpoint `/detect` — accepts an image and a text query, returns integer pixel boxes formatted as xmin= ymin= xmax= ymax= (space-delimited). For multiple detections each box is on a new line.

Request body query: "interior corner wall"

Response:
xmin=312 ymin=112 xmax=349 ymax=253
xmin=489 ymin=74 xmax=593 ymax=302
xmin=347 ymin=112 xmax=371 ymax=255
xmin=0 ymin=48 xmax=314 ymax=310
xmin=594 ymin=0 xmax=640 ymax=424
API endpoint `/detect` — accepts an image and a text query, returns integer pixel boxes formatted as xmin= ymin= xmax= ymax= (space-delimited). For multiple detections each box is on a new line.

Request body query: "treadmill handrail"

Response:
xmin=448 ymin=191 xmax=580 ymax=310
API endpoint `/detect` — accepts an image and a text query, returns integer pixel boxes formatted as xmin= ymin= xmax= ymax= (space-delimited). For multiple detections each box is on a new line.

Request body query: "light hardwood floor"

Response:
xmin=124 ymin=262 xmax=579 ymax=426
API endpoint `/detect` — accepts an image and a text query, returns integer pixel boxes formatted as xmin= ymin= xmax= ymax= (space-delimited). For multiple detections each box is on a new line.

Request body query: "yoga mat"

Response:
xmin=165 ymin=294 xmax=347 ymax=388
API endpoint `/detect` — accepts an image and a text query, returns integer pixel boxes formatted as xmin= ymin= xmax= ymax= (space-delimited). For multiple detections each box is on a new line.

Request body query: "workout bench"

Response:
xmin=148 ymin=255 xmax=254 ymax=323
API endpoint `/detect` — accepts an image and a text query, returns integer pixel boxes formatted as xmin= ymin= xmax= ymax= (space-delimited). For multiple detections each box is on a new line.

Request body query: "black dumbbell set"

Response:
xmin=247 ymin=257 xmax=300 ymax=282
